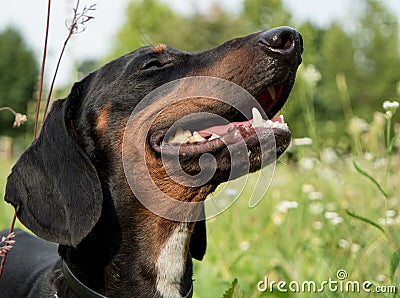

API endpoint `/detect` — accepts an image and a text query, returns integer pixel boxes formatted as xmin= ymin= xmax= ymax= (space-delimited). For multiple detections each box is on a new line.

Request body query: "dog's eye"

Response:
xmin=141 ymin=60 xmax=170 ymax=71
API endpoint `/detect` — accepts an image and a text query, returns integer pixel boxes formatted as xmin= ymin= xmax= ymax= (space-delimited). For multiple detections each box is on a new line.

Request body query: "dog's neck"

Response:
xmin=58 ymin=195 xmax=195 ymax=298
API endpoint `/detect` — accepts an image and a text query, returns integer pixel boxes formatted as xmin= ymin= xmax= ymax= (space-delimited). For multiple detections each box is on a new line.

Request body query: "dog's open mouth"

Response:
xmin=149 ymin=81 xmax=292 ymax=158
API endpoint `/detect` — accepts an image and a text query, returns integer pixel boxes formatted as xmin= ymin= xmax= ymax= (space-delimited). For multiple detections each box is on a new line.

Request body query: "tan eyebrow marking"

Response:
xmin=153 ymin=44 xmax=167 ymax=53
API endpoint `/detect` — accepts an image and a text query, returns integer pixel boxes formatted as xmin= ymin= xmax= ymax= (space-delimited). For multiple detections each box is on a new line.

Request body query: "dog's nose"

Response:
xmin=259 ymin=26 xmax=303 ymax=64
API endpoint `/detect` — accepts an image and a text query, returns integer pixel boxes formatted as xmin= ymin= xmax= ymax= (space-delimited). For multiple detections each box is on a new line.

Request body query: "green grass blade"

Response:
xmin=390 ymin=246 xmax=400 ymax=281
xmin=353 ymin=161 xmax=388 ymax=198
xmin=387 ymin=131 xmax=400 ymax=156
xmin=221 ymin=278 xmax=244 ymax=298
xmin=345 ymin=209 xmax=387 ymax=238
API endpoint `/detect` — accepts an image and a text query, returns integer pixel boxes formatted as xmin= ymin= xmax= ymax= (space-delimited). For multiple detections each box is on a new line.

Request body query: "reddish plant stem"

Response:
xmin=0 ymin=0 xmax=52 ymax=281
xmin=42 ymin=1 xmax=79 ymax=121
xmin=0 ymin=0 xmax=95 ymax=281
xmin=34 ymin=0 xmax=52 ymax=140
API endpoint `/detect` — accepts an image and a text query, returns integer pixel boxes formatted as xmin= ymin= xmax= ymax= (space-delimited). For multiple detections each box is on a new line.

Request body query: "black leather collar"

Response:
xmin=62 ymin=260 xmax=107 ymax=298
xmin=62 ymin=260 xmax=193 ymax=298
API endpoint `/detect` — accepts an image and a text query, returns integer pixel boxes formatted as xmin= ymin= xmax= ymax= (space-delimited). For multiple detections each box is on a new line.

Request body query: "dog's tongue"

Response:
xmin=198 ymin=115 xmax=283 ymax=138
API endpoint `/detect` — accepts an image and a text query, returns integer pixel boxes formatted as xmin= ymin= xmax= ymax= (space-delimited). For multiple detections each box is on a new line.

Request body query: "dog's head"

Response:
xmin=5 ymin=27 xmax=303 ymax=248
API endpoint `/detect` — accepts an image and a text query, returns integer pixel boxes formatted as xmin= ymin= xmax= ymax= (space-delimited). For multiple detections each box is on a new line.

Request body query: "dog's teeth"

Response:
xmin=264 ymin=120 xmax=273 ymax=128
xmin=167 ymin=128 xmax=192 ymax=144
xmin=252 ymin=107 xmax=264 ymax=128
xmin=279 ymin=115 xmax=284 ymax=122
xmin=271 ymin=122 xmax=288 ymax=129
xmin=267 ymin=86 xmax=276 ymax=99
xmin=209 ymin=133 xmax=220 ymax=140
xmin=183 ymin=131 xmax=206 ymax=143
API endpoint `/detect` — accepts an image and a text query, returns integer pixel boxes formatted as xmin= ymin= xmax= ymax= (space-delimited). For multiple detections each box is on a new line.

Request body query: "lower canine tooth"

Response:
xmin=252 ymin=107 xmax=264 ymax=128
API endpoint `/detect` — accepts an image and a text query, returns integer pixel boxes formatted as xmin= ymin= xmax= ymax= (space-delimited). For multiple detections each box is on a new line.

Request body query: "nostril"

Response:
xmin=259 ymin=26 xmax=299 ymax=53
xmin=279 ymin=32 xmax=294 ymax=51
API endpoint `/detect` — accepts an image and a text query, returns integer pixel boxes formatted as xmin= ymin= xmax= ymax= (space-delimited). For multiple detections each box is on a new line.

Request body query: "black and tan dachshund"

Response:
xmin=0 ymin=26 xmax=303 ymax=297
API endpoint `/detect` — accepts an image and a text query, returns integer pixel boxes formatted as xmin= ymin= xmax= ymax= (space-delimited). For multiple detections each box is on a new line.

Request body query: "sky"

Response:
xmin=0 ymin=0 xmax=399 ymax=87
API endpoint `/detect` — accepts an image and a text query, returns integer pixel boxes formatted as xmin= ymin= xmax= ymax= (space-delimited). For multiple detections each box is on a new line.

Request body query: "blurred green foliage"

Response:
xmin=0 ymin=27 xmax=38 ymax=139
xmin=110 ymin=0 xmax=400 ymax=150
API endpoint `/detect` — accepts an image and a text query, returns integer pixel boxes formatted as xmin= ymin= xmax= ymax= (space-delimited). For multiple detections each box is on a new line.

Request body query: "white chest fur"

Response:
xmin=156 ymin=223 xmax=190 ymax=297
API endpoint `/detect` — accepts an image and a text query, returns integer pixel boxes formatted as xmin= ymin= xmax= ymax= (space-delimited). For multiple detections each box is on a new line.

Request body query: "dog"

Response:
xmin=0 ymin=26 xmax=303 ymax=297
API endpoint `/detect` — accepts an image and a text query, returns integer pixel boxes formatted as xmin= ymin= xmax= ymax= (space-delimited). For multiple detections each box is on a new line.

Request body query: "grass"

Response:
xmin=1 ymin=149 xmax=398 ymax=297
xmin=191 ymin=151 xmax=399 ymax=297
xmin=0 ymin=159 xmax=16 ymax=229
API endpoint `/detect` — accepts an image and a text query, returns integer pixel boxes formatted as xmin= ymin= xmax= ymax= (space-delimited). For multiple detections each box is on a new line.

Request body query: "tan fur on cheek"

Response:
xmin=96 ymin=104 xmax=112 ymax=136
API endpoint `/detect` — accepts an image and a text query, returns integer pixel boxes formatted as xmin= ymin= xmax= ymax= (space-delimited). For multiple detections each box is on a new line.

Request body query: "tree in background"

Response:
xmin=0 ymin=27 xmax=38 ymax=138
xmin=111 ymin=0 xmax=249 ymax=57
xmin=111 ymin=0 xmax=181 ymax=58
xmin=241 ymin=0 xmax=291 ymax=30
xmin=108 ymin=0 xmax=400 ymax=149
xmin=353 ymin=0 xmax=400 ymax=115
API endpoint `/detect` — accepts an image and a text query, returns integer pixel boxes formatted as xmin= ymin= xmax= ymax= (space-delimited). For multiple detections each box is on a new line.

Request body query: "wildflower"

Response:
xmin=376 ymin=275 xmax=387 ymax=283
xmin=309 ymin=202 xmax=323 ymax=215
xmin=385 ymin=210 xmax=396 ymax=218
xmin=348 ymin=116 xmax=369 ymax=135
xmin=373 ymin=158 xmax=386 ymax=169
xmin=275 ymin=200 xmax=299 ymax=213
xmin=331 ymin=216 xmax=344 ymax=225
xmin=239 ymin=241 xmax=251 ymax=251
xmin=308 ymin=192 xmax=323 ymax=201
xmin=351 ymin=243 xmax=361 ymax=253
xmin=326 ymin=202 xmax=337 ymax=211
xmin=364 ymin=152 xmax=374 ymax=161
xmin=299 ymin=157 xmax=315 ymax=170
xmin=293 ymin=137 xmax=313 ymax=146
xmin=271 ymin=212 xmax=285 ymax=226
xmin=338 ymin=239 xmax=350 ymax=249
xmin=324 ymin=212 xmax=344 ymax=225
xmin=312 ymin=221 xmax=323 ymax=230
xmin=321 ymin=148 xmax=338 ymax=165
xmin=382 ymin=100 xmax=399 ymax=114
xmin=13 ymin=113 xmax=27 ymax=127
xmin=378 ymin=217 xmax=395 ymax=226
xmin=396 ymin=216 xmax=400 ymax=225
xmin=311 ymin=237 xmax=323 ymax=247
xmin=302 ymin=184 xmax=315 ymax=193
xmin=301 ymin=64 xmax=321 ymax=87
xmin=385 ymin=111 xmax=393 ymax=118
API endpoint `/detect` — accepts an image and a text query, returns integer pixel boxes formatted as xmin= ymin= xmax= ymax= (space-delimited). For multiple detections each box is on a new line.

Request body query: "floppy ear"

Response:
xmin=5 ymin=91 xmax=103 ymax=247
xmin=189 ymin=206 xmax=207 ymax=261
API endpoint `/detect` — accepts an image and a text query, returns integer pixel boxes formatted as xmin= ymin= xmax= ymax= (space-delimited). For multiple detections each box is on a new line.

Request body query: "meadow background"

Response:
xmin=1 ymin=0 xmax=400 ymax=297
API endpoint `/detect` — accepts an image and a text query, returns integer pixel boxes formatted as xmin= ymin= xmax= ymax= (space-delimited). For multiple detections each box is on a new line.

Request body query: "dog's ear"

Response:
xmin=5 ymin=85 xmax=103 ymax=247
xmin=189 ymin=207 xmax=207 ymax=261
